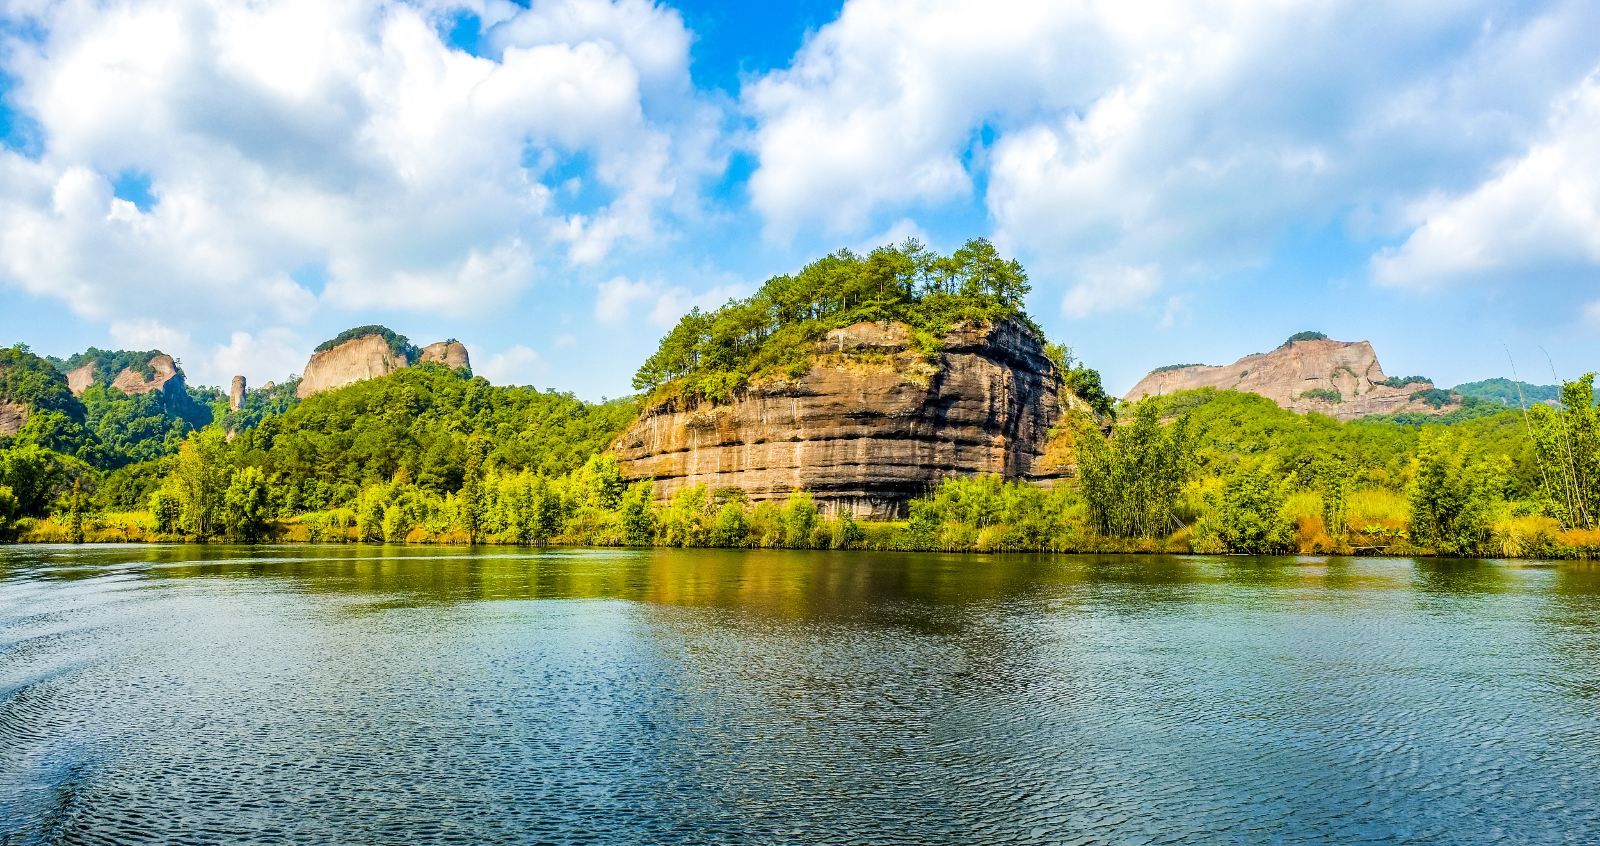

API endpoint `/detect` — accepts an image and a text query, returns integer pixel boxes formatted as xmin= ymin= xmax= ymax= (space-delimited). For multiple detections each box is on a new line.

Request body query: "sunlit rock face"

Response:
xmin=613 ymin=319 xmax=1071 ymax=519
xmin=419 ymin=341 xmax=471 ymax=371
xmin=297 ymin=335 xmax=406 ymax=399
xmin=1125 ymin=337 xmax=1457 ymax=421
xmin=66 ymin=354 xmax=187 ymax=399
xmin=297 ymin=335 xmax=472 ymax=399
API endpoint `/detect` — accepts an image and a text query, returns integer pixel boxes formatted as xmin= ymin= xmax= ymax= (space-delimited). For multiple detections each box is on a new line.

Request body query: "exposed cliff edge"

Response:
xmin=613 ymin=319 xmax=1080 ymax=519
xmin=297 ymin=328 xmax=470 ymax=399
xmin=62 ymin=351 xmax=186 ymax=399
xmin=1124 ymin=333 xmax=1460 ymax=421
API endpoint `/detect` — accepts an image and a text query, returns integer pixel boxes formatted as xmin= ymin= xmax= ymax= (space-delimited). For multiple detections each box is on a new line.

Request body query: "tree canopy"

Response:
xmin=634 ymin=238 xmax=1037 ymax=405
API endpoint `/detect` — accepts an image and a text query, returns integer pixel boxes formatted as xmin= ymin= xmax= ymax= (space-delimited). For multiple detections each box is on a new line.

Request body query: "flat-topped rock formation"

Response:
xmin=1125 ymin=334 xmax=1458 ymax=420
xmin=613 ymin=319 xmax=1077 ymax=519
xmin=297 ymin=329 xmax=470 ymax=398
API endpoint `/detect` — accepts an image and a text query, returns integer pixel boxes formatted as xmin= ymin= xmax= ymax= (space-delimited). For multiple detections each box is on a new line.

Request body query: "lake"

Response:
xmin=2 ymin=545 xmax=1598 ymax=844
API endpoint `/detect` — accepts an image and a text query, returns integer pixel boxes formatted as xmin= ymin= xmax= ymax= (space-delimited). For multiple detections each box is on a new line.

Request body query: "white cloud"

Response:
xmin=746 ymin=0 xmax=1600 ymax=310
xmin=0 ymin=0 xmax=719 ymax=333
xmin=1373 ymin=73 xmax=1600 ymax=289
xmin=1061 ymin=264 xmax=1161 ymax=318
xmin=594 ymin=275 xmax=748 ymax=327
xmin=109 ymin=318 xmax=191 ymax=355
xmin=475 ymin=343 xmax=544 ymax=386
xmin=203 ymin=328 xmax=307 ymax=388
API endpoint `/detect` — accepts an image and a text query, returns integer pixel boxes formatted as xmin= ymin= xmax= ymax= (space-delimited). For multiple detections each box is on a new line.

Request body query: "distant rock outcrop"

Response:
xmin=0 ymin=401 xmax=26 ymax=436
xmin=230 ymin=376 xmax=246 ymax=412
xmin=297 ymin=328 xmax=471 ymax=398
xmin=65 ymin=352 xmax=186 ymax=399
xmin=1124 ymin=335 xmax=1458 ymax=420
xmin=613 ymin=319 xmax=1076 ymax=519
xmin=420 ymin=341 xmax=471 ymax=371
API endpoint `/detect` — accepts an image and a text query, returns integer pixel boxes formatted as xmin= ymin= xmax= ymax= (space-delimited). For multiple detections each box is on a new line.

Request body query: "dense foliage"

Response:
xmin=51 ymin=347 xmax=162 ymax=384
xmin=634 ymin=238 xmax=1039 ymax=405
xmin=1452 ymin=378 xmax=1564 ymax=408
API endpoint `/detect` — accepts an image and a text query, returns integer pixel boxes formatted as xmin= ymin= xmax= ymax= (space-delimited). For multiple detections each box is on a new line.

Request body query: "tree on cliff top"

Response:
xmin=634 ymin=238 xmax=1041 ymax=403
xmin=315 ymin=325 xmax=422 ymax=363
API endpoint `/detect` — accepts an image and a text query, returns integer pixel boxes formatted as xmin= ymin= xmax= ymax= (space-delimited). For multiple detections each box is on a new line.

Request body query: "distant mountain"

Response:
xmin=1124 ymin=332 xmax=1459 ymax=421
xmin=1450 ymin=378 xmax=1562 ymax=408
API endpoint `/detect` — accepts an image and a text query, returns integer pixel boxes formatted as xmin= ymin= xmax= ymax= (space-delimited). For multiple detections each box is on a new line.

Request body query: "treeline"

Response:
xmin=12 ymin=372 xmax=1600 ymax=560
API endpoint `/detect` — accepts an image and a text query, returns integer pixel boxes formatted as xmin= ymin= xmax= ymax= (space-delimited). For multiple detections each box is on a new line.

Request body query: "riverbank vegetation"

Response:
xmin=6 ymin=362 xmax=1600 ymax=558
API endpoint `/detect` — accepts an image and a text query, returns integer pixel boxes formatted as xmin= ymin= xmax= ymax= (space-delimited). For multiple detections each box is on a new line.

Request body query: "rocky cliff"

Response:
xmin=1124 ymin=335 xmax=1458 ymax=420
xmin=65 ymin=352 xmax=186 ymax=398
xmin=613 ymin=319 xmax=1073 ymax=519
xmin=420 ymin=341 xmax=471 ymax=371
xmin=0 ymin=401 xmax=25 ymax=436
xmin=297 ymin=331 xmax=472 ymax=398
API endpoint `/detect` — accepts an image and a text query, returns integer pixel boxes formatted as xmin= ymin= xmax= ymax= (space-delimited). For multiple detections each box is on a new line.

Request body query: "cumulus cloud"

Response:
xmin=1373 ymin=73 xmax=1600 ymax=289
xmin=1061 ymin=264 xmax=1161 ymax=318
xmin=745 ymin=0 xmax=1600 ymax=313
xmin=203 ymin=328 xmax=308 ymax=388
xmin=474 ymin=343 xmax=544 ymax=386
xmin=0 ymin=0 xmax=720 ymax=331
xmin=594 ymin=275 xmax=748 ymax=327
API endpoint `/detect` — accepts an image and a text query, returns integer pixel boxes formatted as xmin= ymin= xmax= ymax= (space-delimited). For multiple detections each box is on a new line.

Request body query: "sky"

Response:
xmin=1 ymin=0 xmax=1599 ymax=399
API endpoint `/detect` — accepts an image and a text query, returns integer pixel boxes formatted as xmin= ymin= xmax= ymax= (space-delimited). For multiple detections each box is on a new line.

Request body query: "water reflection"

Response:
xmin=2 ymin=546 xmax=1599 ymax=844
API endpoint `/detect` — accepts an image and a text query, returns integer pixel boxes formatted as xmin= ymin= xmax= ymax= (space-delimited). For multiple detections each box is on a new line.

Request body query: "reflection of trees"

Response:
xmin=1411 ymin=557 xmax=1512 ymax=597
xmin=1543 ymin=566 xmax=1600 ymax=701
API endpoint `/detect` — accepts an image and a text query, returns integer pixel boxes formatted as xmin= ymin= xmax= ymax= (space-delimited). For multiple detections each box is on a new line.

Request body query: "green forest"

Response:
xmin=3 ymin=242 xmax=1599 ymax=559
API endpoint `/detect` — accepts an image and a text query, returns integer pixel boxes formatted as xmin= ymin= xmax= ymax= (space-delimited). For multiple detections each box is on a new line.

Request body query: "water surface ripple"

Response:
xmin=2 ymin=545 xmax=1598 ymax=844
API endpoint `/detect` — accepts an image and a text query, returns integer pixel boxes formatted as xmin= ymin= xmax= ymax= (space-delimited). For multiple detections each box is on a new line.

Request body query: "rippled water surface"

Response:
xmin=3 ymin=546 xmax=1600 ymax=844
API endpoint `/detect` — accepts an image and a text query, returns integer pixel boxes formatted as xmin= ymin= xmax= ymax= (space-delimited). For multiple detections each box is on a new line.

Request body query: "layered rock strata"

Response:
xmin=613 ymin=319 xmax=1069 ymax=519
xmin=1124 ymin=337 xmax=1456 ymax=421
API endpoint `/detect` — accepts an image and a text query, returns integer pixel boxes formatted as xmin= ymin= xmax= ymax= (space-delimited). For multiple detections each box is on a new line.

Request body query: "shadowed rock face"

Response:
xmin=613 ymin=319 xmax=1067 ymax=519
xmin=66 ymin=354 xmax=185 ymax=398
xmin=1124 ymin=338 xmax=1455 ymax=420
xmin=0 ymin=401 xmax=26 ymax=436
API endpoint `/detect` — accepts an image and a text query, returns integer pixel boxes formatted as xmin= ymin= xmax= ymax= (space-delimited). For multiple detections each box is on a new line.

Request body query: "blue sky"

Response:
xmin=1 ymin=0 xmax=1598 ymax=398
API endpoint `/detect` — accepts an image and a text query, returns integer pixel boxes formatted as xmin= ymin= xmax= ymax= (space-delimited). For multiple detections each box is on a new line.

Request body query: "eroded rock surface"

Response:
xmin=0 ymin=401 xmax=26 ymax=436
xmin=613 ymin=319 xmax=1069 ymax=519
xmin=297 ymin=335 xmax=407 ymax=399
xmin=298 ymin=334 xmax=473 ymax=398
xmin=1124 ymin=338 xmax=1456 ymax=420
xmin=66 ymin=354 xmax=185 ymax=398
xmin=420 ymin=341 xmax=471 ymax=371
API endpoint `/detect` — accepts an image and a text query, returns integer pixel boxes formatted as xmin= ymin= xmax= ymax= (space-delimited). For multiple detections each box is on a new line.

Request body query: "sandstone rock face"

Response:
xmin=297 ymin=335 xmax=407 ymax=399
xmin=111 ymin=354 xmax=182 ymax=396
xmin=66 ymin=364 xmax=97 ymax=395
xmin=66 ymin=354 xmax=185 ymax=398
xmin=0 ymin=401 xmax=27 ymax=436
xmin=297 ymin=334 xmax=473 ymax=398
xmin=230 ymin=376 xmax=247 ymax=412
xmin=420 ymin=341 xmax=471 ymax=371
xmin=613 ymin=319 xmax=1067 ymax=519
xmin=1124 ymin=338 xmax=1456 ymax=421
